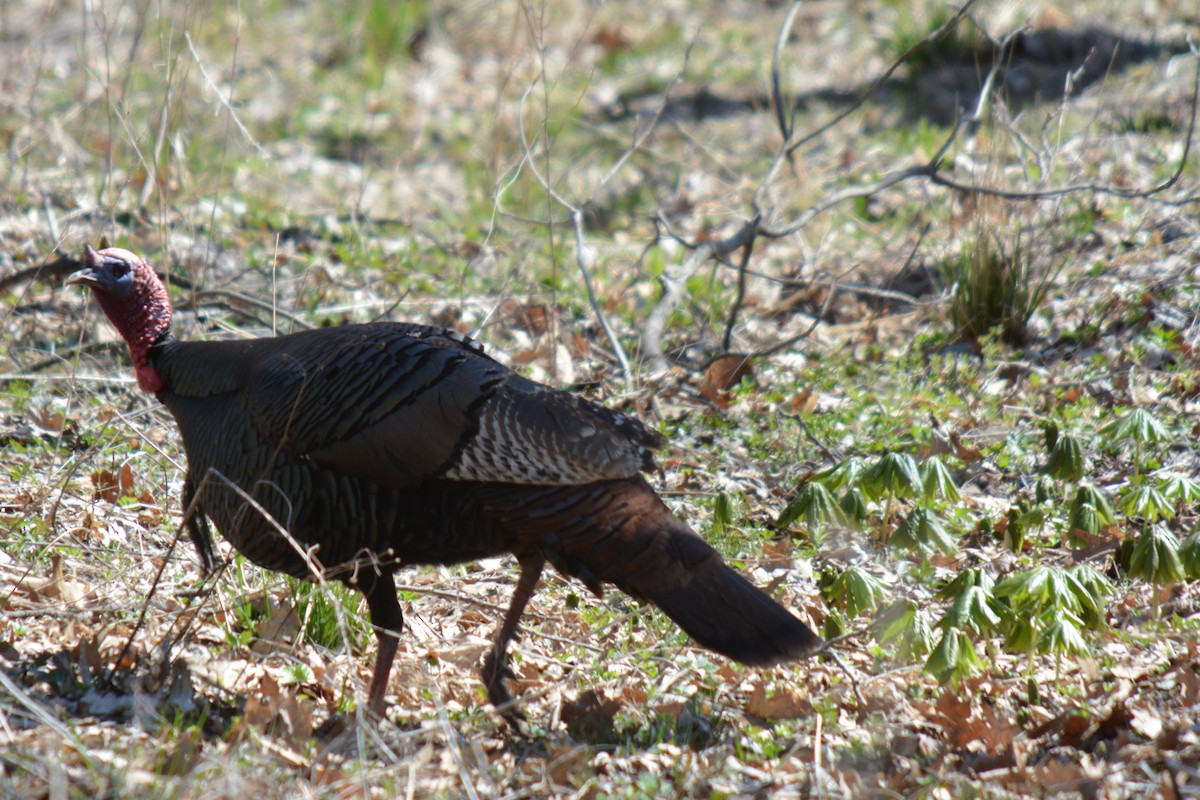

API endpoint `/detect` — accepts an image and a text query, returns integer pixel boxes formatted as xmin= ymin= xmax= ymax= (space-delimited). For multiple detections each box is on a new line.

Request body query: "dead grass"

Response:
xmin=2 ymin=0 xmax=1200 ymax=797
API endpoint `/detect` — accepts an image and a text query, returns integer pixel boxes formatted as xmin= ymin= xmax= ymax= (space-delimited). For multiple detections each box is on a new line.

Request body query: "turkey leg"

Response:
xmin=481 ymin=553 xmax=545 ymax=726
xmin=361 ymin=570 xmax=404 ymax=714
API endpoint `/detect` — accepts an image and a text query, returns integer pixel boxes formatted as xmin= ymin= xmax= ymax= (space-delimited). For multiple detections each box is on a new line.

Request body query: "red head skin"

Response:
xmin=68 ymin=246 xmax=172 ymax=393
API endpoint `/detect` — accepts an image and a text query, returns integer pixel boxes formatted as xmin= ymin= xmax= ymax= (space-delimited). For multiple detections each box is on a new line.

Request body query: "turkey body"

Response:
xmin=154 ymin=322 xmax=672 ymax=580
xmin=71 ymin=245 xmax=821 ymax=723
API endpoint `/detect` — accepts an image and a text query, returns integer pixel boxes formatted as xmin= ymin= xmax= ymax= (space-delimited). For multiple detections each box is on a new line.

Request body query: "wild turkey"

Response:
xmin=68 ymin=244 xmax=822 ymax=721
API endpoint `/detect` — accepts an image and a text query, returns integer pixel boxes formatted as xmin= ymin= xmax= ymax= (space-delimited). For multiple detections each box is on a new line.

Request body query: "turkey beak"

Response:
xmin=65 ymin=267 xmax=100 ymax=287
xmin=65 ymin=245 xmax=102 ymax=287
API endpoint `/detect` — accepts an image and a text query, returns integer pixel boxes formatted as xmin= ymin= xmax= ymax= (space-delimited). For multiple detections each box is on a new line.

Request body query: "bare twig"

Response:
xmin=787 ymin=0 xmax=980 ymax=158
xmin=192 ymin=288 xmax=315 ymax=332
xmin=570 ymin=210 xmax=634 ymax=383
xmin=504 ymin=33 xmax=696 ymax=387
xmin=514 ymin=83 xmax=634 ymax=386
xmin=928 ymin=46 xmax=1199 ymax=202
xmin=760 ymin=128 xmax=960 ymax=239
xmin=642 ymin=218 xmax=760 ymax=373
xmin=184 ymin=32 xmax=264 ymax=155
xmin=754 ymin=0 xmax=982 ymax=212
xmin=721 ymin=221 xmax=759 ymax=352
xmin=645 ymin=7 xmax=1198 ymax=379
xmin=769 ymin=2 xmax=804 ymax=147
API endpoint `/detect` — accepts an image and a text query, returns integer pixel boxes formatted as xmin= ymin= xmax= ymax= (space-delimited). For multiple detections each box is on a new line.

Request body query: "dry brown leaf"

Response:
xmin=501 ymin=300 xmax=554 ymax=335
xmin=252 ymin=602 xmax=299 ymax=655
xmin=702 ymin=356 xmax=754 ymax=397
xmin=15 ymin=555 xmax=90 ymax=606
xmin=310 ymin=762 xmax=348 ymax=791
xmin=744 ymin=680 xmax=811 ymax=720
xmin=1128 ymin=703 xmax=1164 ymax=741
xmin=568 ymin=333 xmax=590 ymax=359
xmin=434 ymin=640 xmax=489 ymax=670
xmin=545 ymin=741 xmax=593 ymax=786
xmin=929 ymin=692 xmax=1018 ymax=755
xmin=118 ymin=463 xmax=135 ymax=495
xmin=761 ymin=538 xmax=794 ymax=570
xmin=949 ymin=432 xmax=984 ymax=463
xmin=0 ymin=491 xmax=35 ymax=513
xmin=510 ymin=346 xmax=548 ymax=364
xmin=1168 ymin=659 xmax=1200 ymax=704
xmin=788 ymin=387 xmax=818 ymax=414
xmin=591 ymin=26 xmax=629 ymax=54
xmin=30 ymin=406 xmax=65 ymax=434
xmin=91 ymin=469 xmax=120 ymax=502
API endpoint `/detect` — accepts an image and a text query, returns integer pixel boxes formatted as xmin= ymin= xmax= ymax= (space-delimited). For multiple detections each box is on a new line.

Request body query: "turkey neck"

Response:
xmin=149 ymin=336 xmax=281 ymax=396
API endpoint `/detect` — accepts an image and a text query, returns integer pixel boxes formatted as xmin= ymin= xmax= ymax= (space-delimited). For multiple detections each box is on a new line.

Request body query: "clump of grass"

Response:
xmin=289 ymin=578 xmax=372 ymax=653
xmin=938 ymin=224 xmax=1061 ymax=346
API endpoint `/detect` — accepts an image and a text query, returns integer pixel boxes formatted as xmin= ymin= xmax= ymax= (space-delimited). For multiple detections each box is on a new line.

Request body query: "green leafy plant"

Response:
xmin=709 ymin=490 xmax=748 ymax=540
xmin=777 ymin=482 xmax=848 ymax=540
xmin=994 ymin=565 xmax=1113 ymax=675
xmin=891 ymin=507 xmax=957 ymax=555
xmin=1120 ymin=483 xmax=1175 ymax=522
xmin=920 ymin=457 xmax=961 ymax=504
xmin=862 ymin=452 xmax=922 ymax=538
xmin=1127 ymin=524 xmax=1186 ymax=586
xmin=1101 ymin=407 xmax=1170 ymax=479
xmin=839 ymin=487 xmax=870 ymax=528
xmin=880 ymin=0 xmax=987 ymax=75
xmin=925 ymin=627 xmax=985 ymax=684
xmin=1180 ymin=531 xmax=1200 ymax=579
xmin=1069 ymin=484 xmax=1116 ymax=528
xmin=935 ymin=569 xmax=1004 ymax=636
xmin=290 ymin=579 xmax=372 ymax=653
xmin=360 ymin=0 xmax=427 ymax=87
xmin=815 ymin=457 xmax=867 ymax=492
xmin=920 ymin=570 xmax=1006 ymax=683
xmin=1045 ymin=432 xmax=1086 ymax=483
xmin=820 ymin=566 xmax=891 ymax=619
xmin=874 ymin=599 xmax=935 ymax=659
xmin=1161 ymin=474 xmax=1200 ymax=505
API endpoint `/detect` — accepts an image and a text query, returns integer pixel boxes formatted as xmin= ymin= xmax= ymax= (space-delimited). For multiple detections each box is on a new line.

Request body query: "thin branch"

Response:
xmin=647 ymin=9 xmax=1197 ymax=377
xmin=760 ymin=140 xmax=956 ymax=239
xmin=585 ymin=40 xmax=692 ymax=206
xmin=721 ymin=220 xmax=759 ymax=352
xmin=785 ymin=0 xmax=980 ymax=158
xmin=0 ymin=252 xmax=79 ymax=294
xmin=642 ymin=219 xmax=759 ymax=373
xmin=571 ymin=208 xmax=633 ymax=383
xmin=504 ymin=34 xmax=699 ymax=387
xmin=931 ymin=61 xmax=1196 ymax=201
xmin=184 ymin=32 xmax=264 ymax=155
xmin=758 ymin=52 xmax=1198 ymax=238
xmin=753 ymin=0 xmax=981 ymax=212
xmin=770 ymin=2 xmax=803 ymax=147
xmin=193 ymin=288 xmax=315 ymax=332
xmin=778 ymin=278 xmax=922 ymax=307
xmin=513 ymin=83 xmax=634 ymax=387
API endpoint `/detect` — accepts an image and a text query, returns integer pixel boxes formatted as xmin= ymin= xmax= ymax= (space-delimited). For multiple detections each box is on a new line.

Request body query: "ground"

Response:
xmin=2 ymin=0 xmax=1200 ymax=797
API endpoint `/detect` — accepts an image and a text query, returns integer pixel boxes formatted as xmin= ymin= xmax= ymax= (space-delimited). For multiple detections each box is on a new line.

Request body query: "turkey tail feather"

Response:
xmin=638 ymin=541 xmax=823 ymax=665
xmin=544 ymin=478 xmax=823 ymax=665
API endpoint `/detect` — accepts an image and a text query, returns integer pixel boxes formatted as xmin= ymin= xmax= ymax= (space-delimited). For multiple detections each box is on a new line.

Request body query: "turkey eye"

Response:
xmin=110 ymin=261 xmax=129 ymax=278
